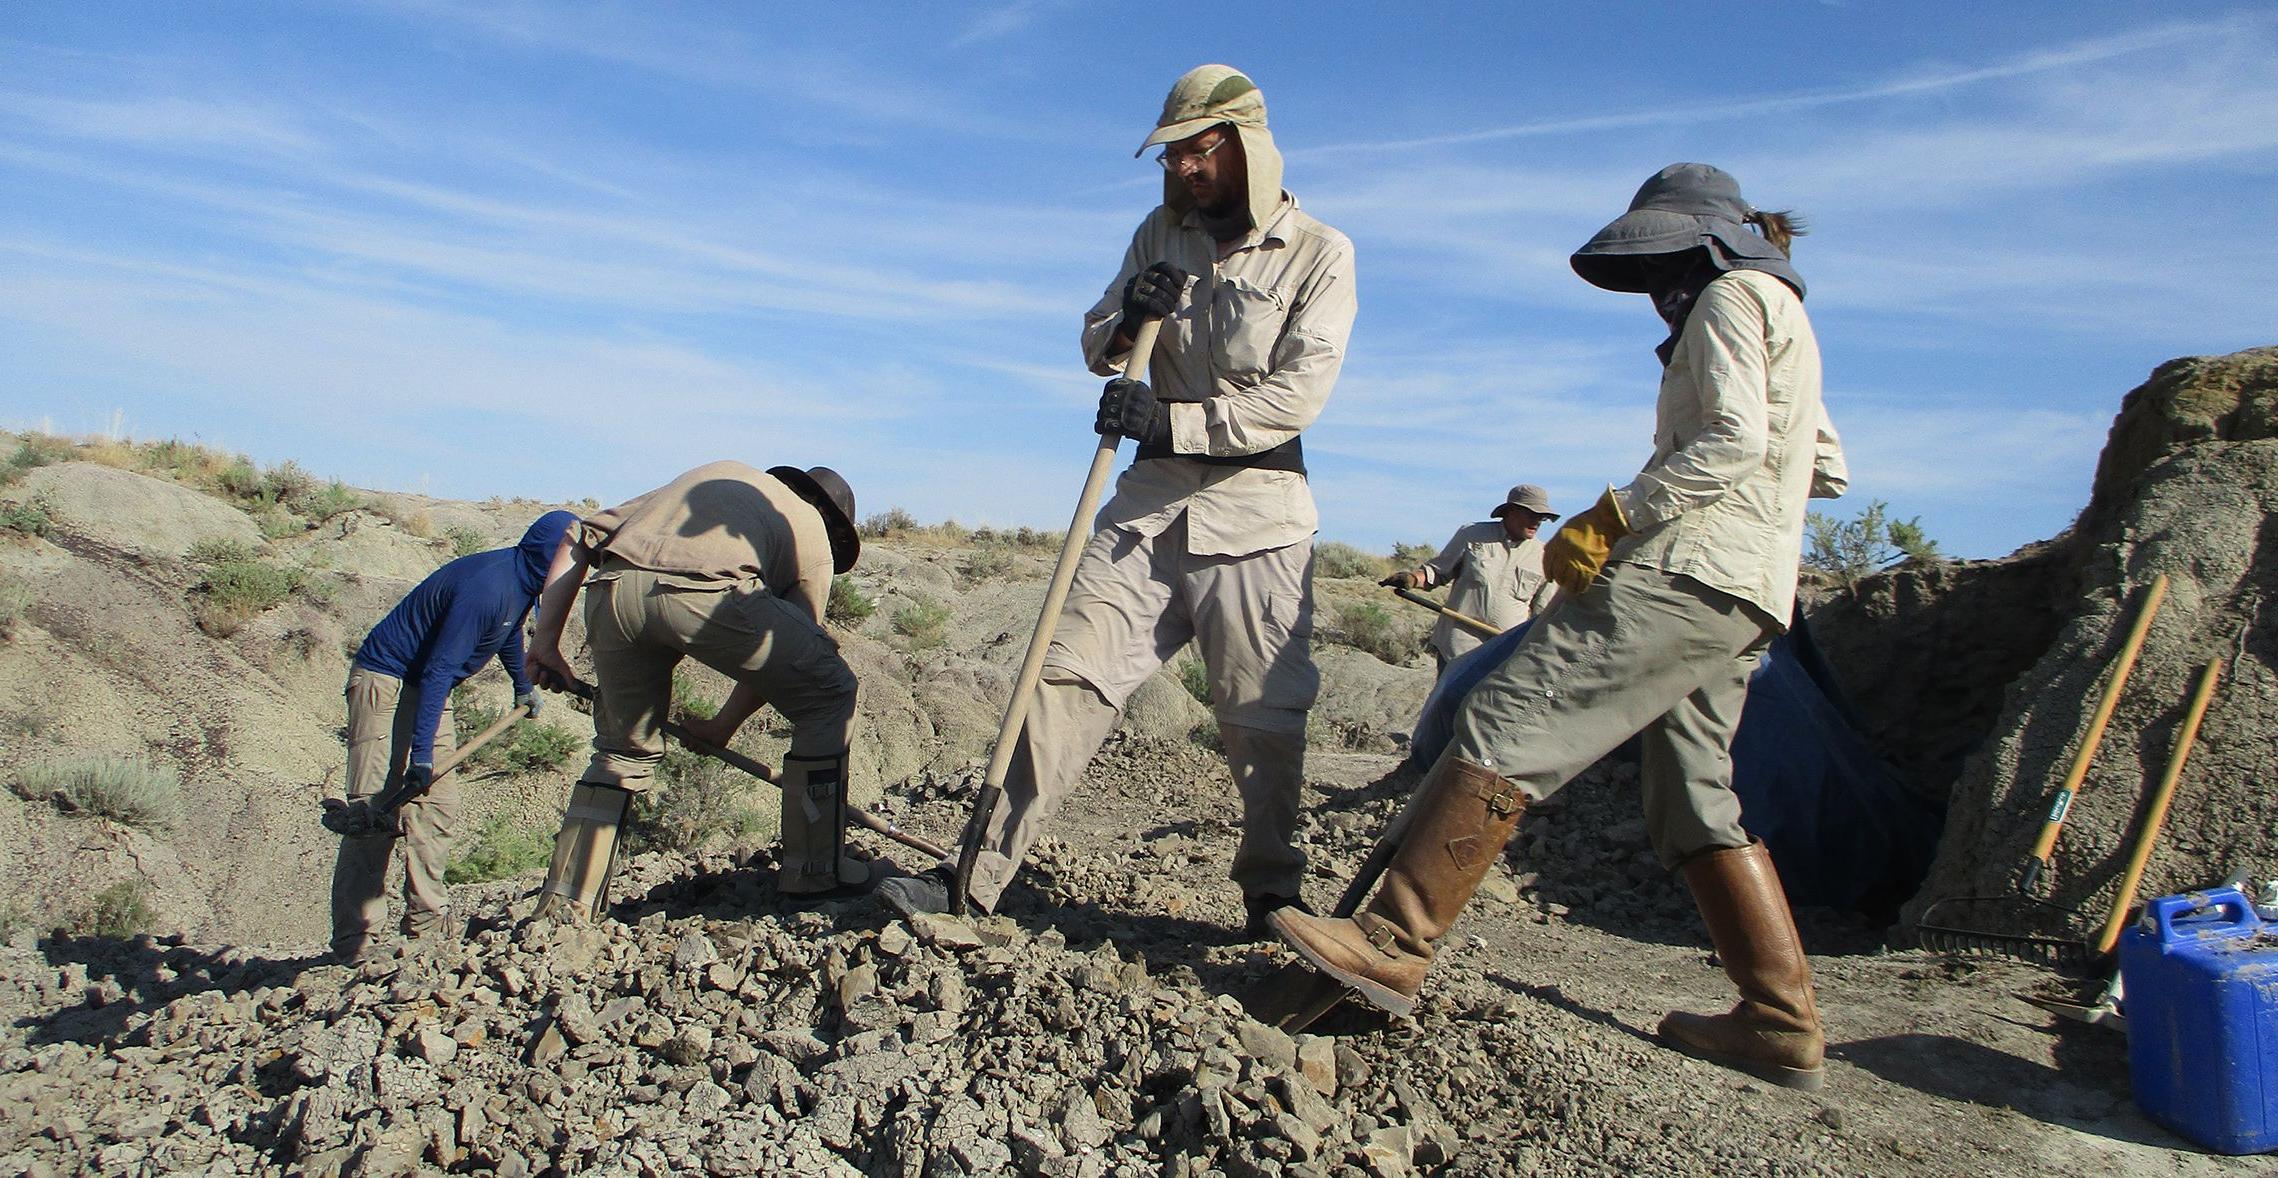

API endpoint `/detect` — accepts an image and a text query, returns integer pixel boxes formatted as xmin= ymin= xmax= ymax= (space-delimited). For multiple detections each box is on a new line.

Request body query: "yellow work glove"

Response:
xmin=1543 ymin=486 xmax=1632 ymax=595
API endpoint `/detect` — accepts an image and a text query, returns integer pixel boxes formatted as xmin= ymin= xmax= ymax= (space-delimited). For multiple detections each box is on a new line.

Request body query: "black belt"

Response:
xmin=1133 ymin=435 xmax=1306 ymax=474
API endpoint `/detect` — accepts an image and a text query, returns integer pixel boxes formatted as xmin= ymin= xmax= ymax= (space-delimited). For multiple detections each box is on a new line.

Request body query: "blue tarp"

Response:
xmin=1409 ymin=615 xmax=1943 ymax=916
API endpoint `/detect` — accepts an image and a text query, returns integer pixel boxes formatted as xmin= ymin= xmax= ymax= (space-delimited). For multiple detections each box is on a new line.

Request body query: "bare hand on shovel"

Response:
xmin=320 ymin=699 xmax=535 ymax=837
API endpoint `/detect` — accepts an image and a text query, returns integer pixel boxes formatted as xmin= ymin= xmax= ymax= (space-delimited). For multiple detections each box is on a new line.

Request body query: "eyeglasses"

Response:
xmin=1156 ymin=136 xmax=1229 ymax=172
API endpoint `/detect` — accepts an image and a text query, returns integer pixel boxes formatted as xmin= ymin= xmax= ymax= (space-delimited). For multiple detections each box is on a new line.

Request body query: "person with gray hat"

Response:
xmin=880 ymin=64 xmax=1358 ymax=939
xmin=521 ymin=460 xmax=868 ymax=920
xmin=1384 ymin=484 xmax=1562 ymax=672
xmin=1272 ymin=164 xmax=1847 ymax=1092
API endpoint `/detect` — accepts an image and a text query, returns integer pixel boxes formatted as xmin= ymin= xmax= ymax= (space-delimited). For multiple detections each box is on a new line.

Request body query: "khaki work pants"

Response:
xmin=956 ymin=514 xmax=1318 ymax=911
xmin=1446 ymin=562 xmax=1774 ymax=867
xmin=579 ymin=568 xmax=856 ymax=788
xmin=329 ymin=667 xmax=458 ymax=957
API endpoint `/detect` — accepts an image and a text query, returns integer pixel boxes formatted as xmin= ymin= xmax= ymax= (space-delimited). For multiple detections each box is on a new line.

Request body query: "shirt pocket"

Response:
xmin=1209 ymin=272 xmax=1288 ymax=380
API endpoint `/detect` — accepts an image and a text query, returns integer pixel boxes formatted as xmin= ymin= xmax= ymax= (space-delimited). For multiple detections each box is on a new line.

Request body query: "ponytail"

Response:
xmin=1744 ymin=208 xmax=1806 ymax=256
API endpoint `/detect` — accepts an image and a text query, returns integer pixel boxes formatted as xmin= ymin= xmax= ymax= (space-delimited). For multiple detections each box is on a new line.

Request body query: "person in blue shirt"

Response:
xmin=326 ymin=510 xmax=577 ymax=961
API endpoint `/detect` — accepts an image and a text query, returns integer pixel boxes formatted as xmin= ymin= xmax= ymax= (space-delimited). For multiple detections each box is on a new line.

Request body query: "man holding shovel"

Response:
xmin=1384 ymin=484 xmax=1561 ymax=674
xmin=882 ymin=64 xmax=1358 ymax=938
xmin=521 ymin=461 xmax=866 ymax=921
xmin=323 ymin=510 xmax=576 ymax=962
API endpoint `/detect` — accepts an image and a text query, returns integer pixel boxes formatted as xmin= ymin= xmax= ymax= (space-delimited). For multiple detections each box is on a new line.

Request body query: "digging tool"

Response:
xmin=552 ymin=678 xmax=950 ymax=862
xmin=1390 ymin=586 xmax=1500 ymax=640
xmin=2091 ymin=657 xmax=2224 ymax=957
xmin=949 ymin=316 xmax=1167 ymax=916
xmin=2019 ymin=574 xmax=2167 ymax=895
xmin=2022 ymin=970 xmax=2126 ymax=1030
xmin=320 ymin=699 xmax=533 ymax=837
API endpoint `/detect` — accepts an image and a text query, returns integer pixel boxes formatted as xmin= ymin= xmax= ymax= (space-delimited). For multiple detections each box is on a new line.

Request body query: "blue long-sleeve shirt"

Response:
xmin=353 ymin=511 xmax=576 ymax=765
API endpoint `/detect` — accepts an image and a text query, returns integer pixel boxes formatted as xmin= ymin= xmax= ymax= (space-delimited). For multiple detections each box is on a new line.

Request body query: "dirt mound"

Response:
xmin=1874 ymin=347 xmax=2278 ymax=934
xmin=11 ymin=463 xmax=263 ymax=560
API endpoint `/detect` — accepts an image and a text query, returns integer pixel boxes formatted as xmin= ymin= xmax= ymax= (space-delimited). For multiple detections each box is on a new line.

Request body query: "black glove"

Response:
xmin=401 ymin=762 xmax=434 ymax=798
xmin=1120 ymin=262 xmax=1189 ymax=326
xmin=1378 ymin=570 xmax=1423 ymax=590
xmin=1095 ymin=377 xmax=1170 ymax=445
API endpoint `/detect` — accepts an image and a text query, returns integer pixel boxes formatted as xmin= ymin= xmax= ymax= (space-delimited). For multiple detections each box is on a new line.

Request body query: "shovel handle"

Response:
xmin=1390 ymin=586 xmax=1500 ymax=639
xmin=952 ymin=316 xmax=1167 ymax=914
xmin=550 ymin=679 xmax=950 ymax=862
xmin=2092 ymin=657 xmax=2223 ymax=956
xmin=2020 ymin=574 xmax=2167 ymax=891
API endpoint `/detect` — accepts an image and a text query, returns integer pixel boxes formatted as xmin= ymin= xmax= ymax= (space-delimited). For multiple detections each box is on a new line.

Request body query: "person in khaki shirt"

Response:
xmin=1385 ymin=484 xmax=1562 ymax=672
xmin=522 ymin=461 xmax=867 ymax=920
xmin=1273 ymin=165 xmax=1849 ymax=1094
xmin=880 ymin=65 xmax=1357 ymax=938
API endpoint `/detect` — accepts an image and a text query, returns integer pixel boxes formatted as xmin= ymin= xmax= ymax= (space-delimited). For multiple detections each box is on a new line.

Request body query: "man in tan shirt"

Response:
xmin=1385 ymin=484 xmax=1561 ymax=672
xmin=523 ymin=461 xmax=866 ymax=920
xmin=1274 ymin=165 xmax=1847 ymax=1091
xmin=881 ymin=64 xmax=1358 ymax=937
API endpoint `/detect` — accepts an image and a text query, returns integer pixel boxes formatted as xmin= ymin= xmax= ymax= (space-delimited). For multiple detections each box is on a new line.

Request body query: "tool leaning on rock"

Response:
xmin=319 ymin=699 xmax=534 ymax=837
xmin=544 ymin=677 xmax=951 ymax=863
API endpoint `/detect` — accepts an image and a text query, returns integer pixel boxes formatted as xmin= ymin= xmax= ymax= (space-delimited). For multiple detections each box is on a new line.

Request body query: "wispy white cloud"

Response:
xmin=1297 ymin=13 xmax=2273 ymax=157
xmin=949 ymin=0 xmax=1075 ymax=49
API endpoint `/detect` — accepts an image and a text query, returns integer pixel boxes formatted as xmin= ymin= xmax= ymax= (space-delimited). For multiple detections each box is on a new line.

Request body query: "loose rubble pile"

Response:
xmin=0 ymin=734 xmax=1907 ymax=1177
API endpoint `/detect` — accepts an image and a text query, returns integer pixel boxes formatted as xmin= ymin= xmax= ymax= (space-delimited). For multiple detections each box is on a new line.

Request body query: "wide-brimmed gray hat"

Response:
xmin=1490 ymin=484 xmax=1559 ymax=520
xmin=1135 ymin=64 xmax=1284 ymax=229
xmin=768 ymin=465 xmax=860 ymax=574
xmin=1571 ymin=163 xmax=1804 ymax=297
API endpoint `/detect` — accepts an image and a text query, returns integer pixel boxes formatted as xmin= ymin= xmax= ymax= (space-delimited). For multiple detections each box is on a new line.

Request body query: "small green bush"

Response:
xmin=217 ymin=458 xmax=265 ymax=503
xmin=1390 ymin=541 xmax=1437 ymax=568
xmin=497 ymin=722 xmax=582 ymax=772
xmin=0 ymin=575 xmax=32 ymax=640
xmin=627 ymin=748 xmax=763 ymax=855
xmin=1176 ymin=656 xmax=1212 ymax=706
xmin=185 ymin=537 xmax=259 ymax=565
xmin=892 ymin=597 xmax=951 ymax=651
xmin=2 ymin=435 xmax=74 ymax=485
xmin=295 ymin=479 xmax=364 ymax=522
xmin=1329 ymin=601 xmax=1412 ymax=665
xmin=192 ymin=557 xmax=305 ymax=636
xmin=1804 ymin=500 xmax=1943 ymax=588
xmin=959 ymin=546 xmax=1018 ymax=583
xmin=11 ymin=755 xmax=182 ymax=829
xmin=75 ymin=880 xmax=155 ymax=939
xmin=1013 ymin=526 xmax=1063 ymax=551
xmin=827 ymin=577 xmax=875 ymax=626
xmin=0 ymin=496 xmax=55 ymax=539
xmin=259 ymin=460 xmax=317 ymax=509
xmin=670 ymin=668 xmax=722 ymax=722
xmin=860 ymin=507 xmax=917 ymax=538
xmin=1315 ymin=540 xmax=1390 ymax=581
xmin=445 ymin=812 xmax=555 ymax=884
xmin=441 ymin=524 xmax=488 ymax=560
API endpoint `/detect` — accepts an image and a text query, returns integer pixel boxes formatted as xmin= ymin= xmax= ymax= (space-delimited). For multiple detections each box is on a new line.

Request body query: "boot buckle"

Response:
xmin=1359 ymin=916 xmax=1399 ymax=958
xmin=1472 ymin=775 xmax=1523 ymax=818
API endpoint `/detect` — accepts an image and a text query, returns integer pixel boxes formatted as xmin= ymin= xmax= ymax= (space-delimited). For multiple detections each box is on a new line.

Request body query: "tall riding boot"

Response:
xmin=1658 ymin=840 xmax=1827 ymax=1091
xmin=1271 ymin=756 xmax=1527 ymax=1016
xmin=532 ymin=782 xmax=633 ymax=922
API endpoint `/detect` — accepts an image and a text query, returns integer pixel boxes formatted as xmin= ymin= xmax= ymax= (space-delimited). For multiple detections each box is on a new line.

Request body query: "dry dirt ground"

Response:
xmin=0 ymin=734 xmax=2255 ymax=1176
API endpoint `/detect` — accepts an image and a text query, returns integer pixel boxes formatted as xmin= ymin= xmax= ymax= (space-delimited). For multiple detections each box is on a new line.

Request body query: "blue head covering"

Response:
xmin=515 ymin=511 xmax=578 ymax=595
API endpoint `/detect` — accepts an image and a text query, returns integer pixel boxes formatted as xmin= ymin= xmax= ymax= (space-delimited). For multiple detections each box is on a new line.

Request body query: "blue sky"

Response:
xmin=2 ymin=3 xmax=2272 ymax=559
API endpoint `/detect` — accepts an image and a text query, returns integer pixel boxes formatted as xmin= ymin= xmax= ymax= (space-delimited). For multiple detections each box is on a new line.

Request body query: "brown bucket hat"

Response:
xmin=768 ymin=465 xmax=861 ymax=574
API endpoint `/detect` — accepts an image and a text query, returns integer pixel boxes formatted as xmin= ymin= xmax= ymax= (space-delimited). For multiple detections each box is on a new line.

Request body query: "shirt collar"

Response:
xmin=1180 ymin=191 xmax=1296 ymax=251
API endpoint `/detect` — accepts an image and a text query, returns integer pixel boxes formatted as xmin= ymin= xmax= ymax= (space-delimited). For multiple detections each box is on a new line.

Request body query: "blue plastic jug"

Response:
xmin=2119 ymin=886 xmax=2278 ymax=1154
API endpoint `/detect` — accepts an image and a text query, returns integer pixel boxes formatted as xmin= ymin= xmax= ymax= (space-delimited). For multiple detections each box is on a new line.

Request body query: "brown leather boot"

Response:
xmin=1271 ymin=756 xmax=1527 ymax=1017
xmin=1658 ymin=840 xmax=1827 ymax=1091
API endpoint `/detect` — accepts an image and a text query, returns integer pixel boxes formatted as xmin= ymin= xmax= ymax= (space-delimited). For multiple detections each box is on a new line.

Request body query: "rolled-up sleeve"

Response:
xmin=1810 ymin=406 xmax=1848 ymax=499
xmin=1616 ymin=281 xmax=1771 ymax=530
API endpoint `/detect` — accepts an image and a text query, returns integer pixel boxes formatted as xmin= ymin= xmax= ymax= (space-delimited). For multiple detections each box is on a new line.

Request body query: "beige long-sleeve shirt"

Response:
xmin=1417 ymin=523 xmax=1557 ymax=660
xmin=1611 ymin=269 xmax=1848 ymax=626
xmin=578 ymin=460 xmax=833 ymax=624
xmin=1081 ymin=196 xmax=1358 ymax=558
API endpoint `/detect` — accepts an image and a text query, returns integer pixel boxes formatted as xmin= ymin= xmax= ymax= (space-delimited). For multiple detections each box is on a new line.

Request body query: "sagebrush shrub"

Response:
xmin=12 ymin=755 xmax=183 ymax=829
